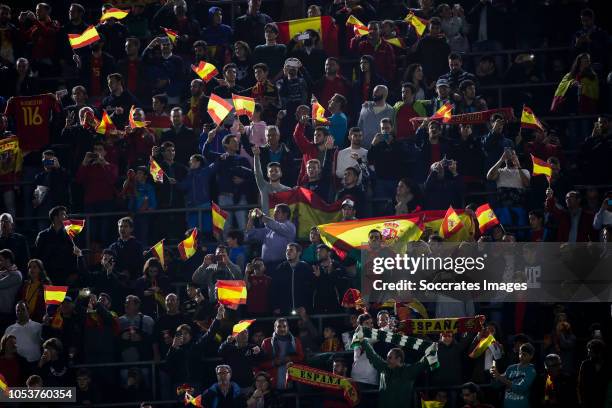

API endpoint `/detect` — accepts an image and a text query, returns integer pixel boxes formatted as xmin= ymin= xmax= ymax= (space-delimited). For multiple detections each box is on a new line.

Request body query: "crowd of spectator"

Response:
xmin=0 ymin=0 xmax=611 ymax=407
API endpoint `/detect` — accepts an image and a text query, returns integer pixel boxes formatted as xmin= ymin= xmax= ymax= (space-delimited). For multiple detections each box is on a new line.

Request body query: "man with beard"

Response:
xmin=253 ymin=145 xmax=291 ymax=214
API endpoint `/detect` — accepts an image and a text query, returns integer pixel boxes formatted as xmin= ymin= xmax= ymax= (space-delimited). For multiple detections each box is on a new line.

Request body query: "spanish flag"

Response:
xmin=162 ymin=27 xmax=178 ymax=43
xmin=96 ymin=110 xmax=114 ymax=135
xmin=129 ymin=105 xmax=149 ymax=128
xmin=207 ymin=93 xmax=233 ymax=125
xmin=184 ymin=392 xmax=202 ymax=407
xmin=439 ymin=206 xmax=463 ymax=238
xmin=44 ymin=285 xmax=69 ymax=305
xmin=421 ymin=397 xmax=445 ymax=408
xmin=68 ymin=26 xmax=100 ymax=49
xmin=212 ymin=202 xmax=228 ymax=235
xmin=431 ymin=102 xmax=453 ymax=123
xmin=269 ymin=187 xmax=342 ymax=240
xmin=63 ymin=219 xmax=85 ymax=239
xmin=99 ymin=7 xmax=128 ymax=22
xmin=149 ymin=158 xmax=164 ymax=183
xmin=192 ymin=61 xmax=218 ymax=82
xmin=531 ymin=154 xmax=552 ymax=179
xmin=150 ymin=239 xmax=165 ymax=268
xmin=469 ymin=334 xmax=496 ymax=359
xmin=405 ymin=13 xmax=428 ymax=37
xmin=216 ymin=280 xmax=247 ymax=309
xmin=384 ymin=37 xmax=406 ymax=49
xmin=346 ymin=15 xmax=369 ymax=37
xmin=232 ymin=319 xmax=256 ymax=336
xmin=550 ymin=73 xmax=599 ymax=113
xmin=0 ymin=372 xmax=8 ymax=395
xmin=520 ymin=106 xmax=544 ymax=132
xmin=475 ymin=204 xmax=500 ymax=233
xmin=318 ymin=215 xmax=424 ymax=259
xmin=232 ymin=94 xmax=256 ymax=118
xmin=312 ymin=101 xmax=329 ymax=124
xmin=277 ymin=16 xmax=338 ymax=56
xmin=178 ymin=228 xmax=198 ymax=261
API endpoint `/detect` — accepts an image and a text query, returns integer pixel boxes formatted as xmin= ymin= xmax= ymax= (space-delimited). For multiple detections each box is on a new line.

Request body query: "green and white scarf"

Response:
xmin=351 ymin=326 xmax=439 ymax=370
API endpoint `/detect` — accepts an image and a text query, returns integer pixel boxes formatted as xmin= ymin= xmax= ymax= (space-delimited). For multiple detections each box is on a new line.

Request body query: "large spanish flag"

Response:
xmin=232 ymin=94 xmax=256 ymax=118
xmin=63 ymin=219 xmax=85 ymax=239
xmin=44 ymin=285 xmax=69 ymax=305
xmin=178 ymin=228 xmax=198 ymax=261
xmin=212 ymin=202 xmax=228 ymax=235
xmin=405 ymin=13 xmax=428 ymax=37
xmin=68 ymin=26 xmax=100 ymax=49
xmin=469 ymin=334 xmax=496 ymax=359
xmin=277 ymin=16 xmax=338 ymax=56
xmin=312 ymin=101 xmax=329 ymax=124
xmin=96 ymin=110 xmax=114 ymax=135
xmin=475 ymin=204 xmax=499 ymax=233
xmin=150 ymin=239 xmax=165 ymax=268
xmin=207 ymin=93 xmax=233 ymax=125
xmin=550 ymin=73 xmax=598 ymax=113
xmin=216 ymin=280 xmax=247 ymax=309
xmin=439 ymin=206 xmax=463 ymax=238
xmin=99 ymin=8 xmax=128 ymax=22
xmin=346 ymin=15 xmax=369 ymax=37
xmin=269 ymin=187 xmax=342 ymax=240
xmin=192 ymin=61 xmax=218 ymax=82
xmin=520 ymin=106 xmax=544 ymax=132
xmin=531 ymin=154 xmax=552 ymax=179
xmin=431 ymin=102 xmax=453 ymax=123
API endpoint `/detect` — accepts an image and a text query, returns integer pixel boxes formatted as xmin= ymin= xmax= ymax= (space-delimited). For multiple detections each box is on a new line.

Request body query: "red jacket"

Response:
xmin=349 ymin=37 xmax=396 ymax=82
xmin=545 ymin=197 xmax=596 ymax=242
xmin=258 ymin=335 xmax=304 ymax=387
xmin=76 ymin=162 xmax=119 ymax=204
xmin=294 ymin=122 xmax=321 ymax=185
xmin=21 ymin=18 xmax=60 ymax=60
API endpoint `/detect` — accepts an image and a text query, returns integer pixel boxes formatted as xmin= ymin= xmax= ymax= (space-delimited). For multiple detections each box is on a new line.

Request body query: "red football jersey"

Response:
xmin=4 ymin=94 xmax=61 ymax=151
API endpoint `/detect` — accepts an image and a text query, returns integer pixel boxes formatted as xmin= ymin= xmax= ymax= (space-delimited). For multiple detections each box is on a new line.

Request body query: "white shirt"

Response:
xmin=352 ymin=345 xmax=379 ymax=385
xmin=496 ymin=167 xmax=530 ymax=189
xmin=336 ymin=146 xmax=368 ymax=179
xmin=4 ymin=320 xmax=43 ymax=362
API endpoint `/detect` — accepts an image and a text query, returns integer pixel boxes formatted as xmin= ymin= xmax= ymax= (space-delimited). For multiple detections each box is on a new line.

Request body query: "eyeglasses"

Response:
xmin=217 ymin=371 xmax=231 ymax=375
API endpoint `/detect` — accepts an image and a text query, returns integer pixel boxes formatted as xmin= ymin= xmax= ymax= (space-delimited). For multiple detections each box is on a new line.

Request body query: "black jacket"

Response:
xmin=0 ymin=232 xmax=31 ymax=272
xmin=107 ymin=237 xmax=145 ymax=280
xmin=160 ymin=125 xmax=199 ymax=165
xmin=218 ymin=340 xmax=264 ymax=387
xmin=271 ymin=261 xmax=313 ymax=314
xmin=34 ymin=226 xmax=78 ymax=284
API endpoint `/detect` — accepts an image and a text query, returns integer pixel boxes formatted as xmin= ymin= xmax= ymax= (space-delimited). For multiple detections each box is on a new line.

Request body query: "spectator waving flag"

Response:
xmin=149 ymin=158 xmax=164 ymax=183
xmin=178 ymin=228 xmax=198 ymax=260
xmin=211 ymin=202 xmax=228 ymax=236
xmin=63 ymin=219 xmax=85 ymax=239
xmin=312 ymin=101 xmax=329 ymax=124
xmin=216 ymin=280 xmax=247 ymax=309
xmin=420 ymin=396 xmax=445 ymax=408
xmin=68 ymin=26 xmax=100 ymax=49
xmin=96 ymin=110 xmax=114 ymax=135
xmin=520 ymin=106 xmax=545 ymax=132
xmin=232 ymin=94 xmax=256 ymax=118
xmin=531 ymin=154 xmax=552 ymax=182
xmin=232 ymin=319 xmax=256 ymax=336
xmin=475 ymin=204 xmax=500 ymax=233
xmin=129 ymin=105 xmax=149 ymax=128
xmin=384 ymin=37 xmax=406 ymax=49
xmin=192 ymin=61 xmax=218 ymax=82
xmin=405 ymin=13 xmax=428 ymax=37
xmin=439 ymin=206 xmax=464 ymax=238
xmin=346 ymin=15 xmax=369 ymax=36
xmin=161 ymin=27 xmax=178 ymax=43
xmin=207 ymin=93 xmax=233 ymax=125
xmin=99 ymin=8 xmax=128 ymax=22
xmin=184 ymin=392 xmax=202 ymax=407
xmin=469 ymin=334 xmax=497 ymax=358
xmin=430 ymin=102 xmax=453 ymax=123
xmin=150 ymin=239 xmax=165 ymax=268
xmin=44 ymin=285 xmax=68 ymax=305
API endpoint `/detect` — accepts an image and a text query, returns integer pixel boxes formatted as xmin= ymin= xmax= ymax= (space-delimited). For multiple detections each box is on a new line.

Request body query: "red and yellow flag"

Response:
xmin=312 ymin=101 xmax=329 ymax=124
xmin=192 ymin=61 xmax=218 ymax=82
xmin=0 ymin=372 xmax=8 ymax=395
xmin=150 ymin=239 xmax=165 ymax=268
xmin=63 ymin=219 xmax=85 ymax=239
xmin=520 ymin=106 xmax=545 ymax=132
xmin=232 ymin=94 xmax=256 ymax=118
xmin=184 ymin=392 xmax=202 ymax=407
xmin=99 ymin=8 xmax=129 ymax=22
xmin=277 ymin=16 xmax=338 ymax=56
xmin=346 ymin=15 xmax=369 ymax=36
xmin=216 ymin=280 xmax=247 ymax=309
xmin=431 ymin=102 xmax=453 ymax=123
xmin=440 ymin=206 xmax=464 ymax=238
xmin=232 ymin=319 xmax=256 ymax=336
xmin=405 ymin=13 xmax=428 ymax=37
xmin=129 ymin=105 xmax=149 ymax=128
xmin=96 ymin=110 xmax=114 ymax=135
xmin=212 ymin=202 xmax=228 ymax=235
xmin=421 ymin=397 xmax=445 ymax=408
xmin=384 ymin=37 xmax=406 ymax=49
xmin=149 ymin=158 xmax=164 ymax=183
xmin=469 ymin=334 xmax=496 ymax=359
xmin=68 ymin=26 xmax=100 ymax=49
xmin=44 ymin=285 xmax=69 ymax=305
xmin=531 ymin=154 xmax=552 ymax=179
xmin=475 ymin=204 xmax=500 ymax=233
xmin=178 ymin=228 xmax=198 ymax=261
xmin=162 ymin=27 xmax=178 ymax=43
xmin=207 ymin=93 xmax=233 ymax=125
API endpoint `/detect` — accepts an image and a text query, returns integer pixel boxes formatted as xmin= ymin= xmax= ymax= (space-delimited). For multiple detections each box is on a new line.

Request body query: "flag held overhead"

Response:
xmin=44 ymin=285 xmax=69 ymax=305
xmin=99 ymin=8 xmax=129 ymax=22
xmin=531 ymin=154 xmax=553 ymax=179
xmin=520 ymin=106 xmax=545 ymax=132
xmin=178 ymin=229 xmax=198 ymax=261
xmin=346 ymin=15 xmax=369 ymax=36
xmin=192 ymin=61 xmax=219 ymax=82
xmin=405 ymin=13 xmax=428 ymax=37
xmin=216 ymin=280 xmax=247 ymax=309
xmin=149 ymin=159 xmax=164 ymax=183
xmin=232 ymin=320 xmax=256 ymax=336
xmin=207 ymin=93 xmax=233 ymax=125
xmin=68 ymin=26 xmax=100 ymax=49
xmin=312 ymin=101 xmax=329 ymax=124
xmin=232 ymin=94 xmax=256 ymax=118
xmin=212 ymin=202 xmax=228 ymax=235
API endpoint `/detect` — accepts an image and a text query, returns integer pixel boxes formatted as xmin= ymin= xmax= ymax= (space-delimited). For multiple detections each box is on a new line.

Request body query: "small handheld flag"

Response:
xmin=96 ymin=110 xmax=114 ymax=135
xmin=405 ymin=13 xmax=428 ymax=37
xmin=184 ymin=392 xmax=202 ymax=407
xmin=99 ymin=8 xmax=129 ymax=22
xmin=346 ymin=15 xmax=369 ymax=36
xmin=469 ymin=334 xmax=496 ymax=359
xmin=178 ymin=229 xmax=198 ymax=261
xmin=149 ymin=159 xmax=164 ymax=183
xmin=216 ymin=280 xmax=247 ymax=310
xmin=232 ymin=94 xmax=256 ymax=118
xmin=207 ymin=93 xmax=233 ymax=125
xmin=431 ymin=102 xmax=453 ymax=123
xmin=63 ymin=219 xmax=85 ymax=239
xmin=162 ymin=27 xmax=178 ymax=43
xmin=44 ymin=285 xmax=69 ymax=305
xmin=0 ymin=372 xmax=8 ymax=395
xmin=531 ymin=154 xmax=552 ymax=180
xmin=232 ymin=319 xmax=256 ymax=336
xmin=440 ymin=206 xmax=464 ymax=238
xmin=312 ymin=101 xmax=329 ymax=124
xmin=68 ymin=26 xmax=100 ymax=49
xmin=212 ymin=202 xmax=228 ymax=236
xmin=521 ymin=106 xmax=545 ymax=132
xmin=384 ymin=37 xmax=406 ymax=48
xmin=150 ymin=239 xmax=165 ymax=268
xmin=475 ymin=204 xmax=500 ymax=233
xmin=192 ymin=61 xmax=219 ymax=82
xmin=129 ymin=106 xmax=150 ymax=128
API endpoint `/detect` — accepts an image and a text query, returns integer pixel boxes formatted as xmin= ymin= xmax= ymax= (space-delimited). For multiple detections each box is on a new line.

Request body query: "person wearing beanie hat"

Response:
xmin=201 ymin=6 xmax=233 ymax=61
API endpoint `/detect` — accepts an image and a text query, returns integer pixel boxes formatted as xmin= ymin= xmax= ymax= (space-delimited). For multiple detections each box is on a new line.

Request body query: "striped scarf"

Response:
xmin=352 ymin=326 xmax=439 ymax=369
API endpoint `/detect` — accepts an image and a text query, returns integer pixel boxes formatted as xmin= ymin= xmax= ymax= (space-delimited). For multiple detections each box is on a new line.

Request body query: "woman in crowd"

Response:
xmin=19 ymin=259 xmax=51 ymax=322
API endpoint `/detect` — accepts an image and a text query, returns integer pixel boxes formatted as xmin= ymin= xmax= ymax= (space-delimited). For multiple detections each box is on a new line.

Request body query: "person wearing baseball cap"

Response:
xmin=341 ymin=199 xmax=357 ymax=221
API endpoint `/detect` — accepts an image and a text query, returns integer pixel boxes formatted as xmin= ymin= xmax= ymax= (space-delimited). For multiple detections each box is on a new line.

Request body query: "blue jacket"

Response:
xmin=177 ymin=166 xmax=213 ymax=207
xmin=129 ymin=181 xmax=157 ymax=212
xmin=202 ymin=382 xmax=242 ymax=408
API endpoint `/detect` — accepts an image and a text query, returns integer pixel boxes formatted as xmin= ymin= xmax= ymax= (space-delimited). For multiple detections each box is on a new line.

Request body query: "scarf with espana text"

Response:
xmin=410 ymin=107 xmax=514 ymax=127
xmin=351 ymin=326 xmax=439 ymax=370
xmin=286 ymin=363 xmax=360 ymax=406
xmin=400 ymin=315 xmax=485 ymax=335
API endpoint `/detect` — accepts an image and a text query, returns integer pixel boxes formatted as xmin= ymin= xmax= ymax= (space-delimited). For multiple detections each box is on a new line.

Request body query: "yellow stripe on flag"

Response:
xmin=346 ymin=15 xmax=369 ymax=36
xmin=44 ymin=285 xmax=68 ymax=305
xmin=100 ymin=8 xmax=129 ymax=22
xmin=469 ymin=334 xmax=496 ymax=359
xmin=475 ymin=204 xmax=499 ymax=233
xmin=149 ymin=159 xmax=164 ymax=183
xmin=96 ymin=110 xmax=114 ymax=135
xmin=150 ymin=239 xmax=165 ymax=268
xmin=216 ymin=280 xmax=247 ymax=309
xmin=212 ymin=202 xmax=228 ymax=235
xmin=68 ymin=26 xmax=101 ymax=49
xmin=178 ymin=229 xmax=198 ymax=260
xmin=312 ymin=101 xmax=329 ymax=124
xmin=63 ymin=219 xmax=85 ymax=239
xmin=162 ymin=27 xmax=178 ymax=43
xmin=520 ymin=106 xmax=544 ymax=131
xmin=232 ymin=94 xmax=256 ymax=118
xmin=192 ymin=61 xmax=218 ymax=82
xmin=129 ymin=105 xmax=149 ymax=128
xmin=440 ymin=206 xmax=464 ymax=238
xmin=531 ymin=154 xmax=552 ymax=178
xmin=421 ymin=399 xmax=445 ymax=408
xmin=405 ymin=13 xmax=428 ymax=37
xmin=384 ymin=37 xmax=405 ymax=48
xmin=207 ymin=93 xmax=233 ymax=125
xmin=431 ymin=102 xmax=453 ymax=123
xmin=232 ymin=319 xmax=256 ymax=336
xmin=283 ymin=16 xmax=325 ymax=39
xmin=0 ymin=372 xmax=9 ymax=394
